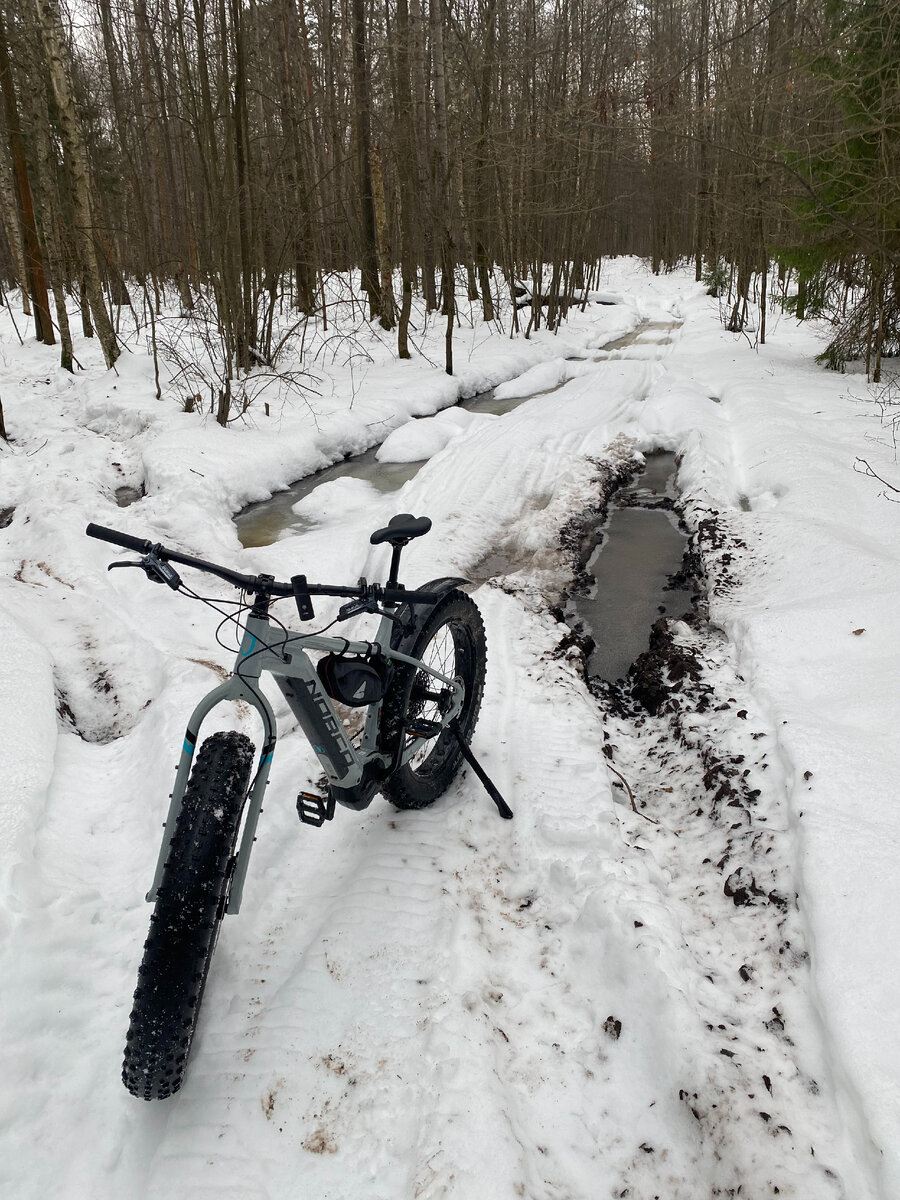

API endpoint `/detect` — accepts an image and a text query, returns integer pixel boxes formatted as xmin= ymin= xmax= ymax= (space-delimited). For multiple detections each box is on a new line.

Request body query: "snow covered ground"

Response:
xmin=1 ymin=262 xmax=898 ymax=1199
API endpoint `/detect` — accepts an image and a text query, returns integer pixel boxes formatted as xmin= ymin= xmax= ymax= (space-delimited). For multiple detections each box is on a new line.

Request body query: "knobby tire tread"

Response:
xmin=122 ymin=730 xmax=254 ymax=1100
xmin=381 ymin=591 xmax=486 ymax=810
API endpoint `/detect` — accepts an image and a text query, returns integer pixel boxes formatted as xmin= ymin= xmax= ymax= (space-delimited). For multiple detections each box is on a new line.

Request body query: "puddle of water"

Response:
xmin=234 ymin=448 xmax=422 ymax=547
xmin=625 ymin=451 xmax=676 ymax=498
xmin=470 ymin=551 xmax=514 ymax=581
xmin=115 ymin=486 xmax=144 ymax=508
xmin=569 ymin=451 xmax=693 ymax=682
xmin=236 ymin=387 xmax=543 ymax=546
xmin=234 ymin=324 xmax=681 ymax=548
xmin=599 ymin=320 xmax=679 ymax=353
xmin=461 ymin=386 xmax=562 ymax=415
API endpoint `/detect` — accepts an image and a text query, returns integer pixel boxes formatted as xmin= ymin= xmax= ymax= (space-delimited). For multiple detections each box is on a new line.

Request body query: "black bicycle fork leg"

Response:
xmin=449 ymin=720 xmax=513 ymax=820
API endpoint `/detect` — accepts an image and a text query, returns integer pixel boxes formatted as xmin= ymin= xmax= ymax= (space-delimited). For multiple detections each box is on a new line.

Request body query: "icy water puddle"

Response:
xmin=568 ymin=451 xmax=693 ymax=682
xmin=233 ymin=384 xmax=557 ymax=546
xmin=233 ymin=315 xmax=673 ymax=548
xmin=595 ymin=319 xmax=679 ymax=354
xmin=115 ymin=485 xmax=144 ymax=507
xmin=234 ymin=450 xmax=422 ymax=548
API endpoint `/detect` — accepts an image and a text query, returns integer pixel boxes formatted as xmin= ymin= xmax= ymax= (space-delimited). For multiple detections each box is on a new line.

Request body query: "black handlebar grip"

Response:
xmin=382 ymin=588 xmax=443 ymax=605
xmin=85 ymin=523 xmax=153 ymax=554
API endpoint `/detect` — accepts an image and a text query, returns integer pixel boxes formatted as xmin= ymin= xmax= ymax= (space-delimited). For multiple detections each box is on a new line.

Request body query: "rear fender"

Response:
xmin=390 ymin=576 xmax=470 ymax=656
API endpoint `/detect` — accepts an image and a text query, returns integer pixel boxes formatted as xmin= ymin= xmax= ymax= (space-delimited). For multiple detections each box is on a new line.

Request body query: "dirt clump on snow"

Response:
xmin=627 ymin=614 xmax=706 ymax=715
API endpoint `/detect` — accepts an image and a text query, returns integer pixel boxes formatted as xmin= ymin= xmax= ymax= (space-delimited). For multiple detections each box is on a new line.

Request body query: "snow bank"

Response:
xmin=493 ymin=357 xmax=570 ymax=400
xmin=375 ymin=406 xmax=491 ymax=463
xmin=0 ymin=603 xmax=57 ymax=919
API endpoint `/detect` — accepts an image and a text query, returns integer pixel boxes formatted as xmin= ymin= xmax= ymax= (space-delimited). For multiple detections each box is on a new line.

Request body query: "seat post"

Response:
xmin=387 ymin=540 xmax=407 ymax=589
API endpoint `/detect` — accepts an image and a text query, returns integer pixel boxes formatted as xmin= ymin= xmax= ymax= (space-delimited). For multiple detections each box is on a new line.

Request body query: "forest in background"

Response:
xmin=1 ymin=0 xmax=898 ymax=418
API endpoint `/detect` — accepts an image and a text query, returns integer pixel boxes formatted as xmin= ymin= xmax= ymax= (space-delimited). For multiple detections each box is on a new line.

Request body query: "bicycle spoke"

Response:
xmin=407 ymin=623 xmax=459 ymax=769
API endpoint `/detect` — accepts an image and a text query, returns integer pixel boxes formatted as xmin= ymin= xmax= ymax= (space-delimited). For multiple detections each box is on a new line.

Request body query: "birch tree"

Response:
xmin=32 ymin=0 xmax=119 ymax=365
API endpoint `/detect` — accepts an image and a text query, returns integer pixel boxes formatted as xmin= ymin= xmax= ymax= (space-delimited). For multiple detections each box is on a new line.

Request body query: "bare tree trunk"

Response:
xmin=410 ymin=0 xmax=436 ymax=308
xmin=79 ymin=278 xmax=93 ymax=337
xmin=454 ymin=153 xmax=479 ymax=301
xmin=394 ymin=0 xmax=416 ymax=358
xmin=371 ymin=145 xmax=396 ymax=329
xmin=350 ymin=0 xmax=381 ymax=320
xmin=0 ymin=139 xmax=32 ymax=316
xmin=32 ymin=0 xmax=119 ymax=365
xmin=694 ymin=0 xmax=710 ymax=282
xmin=230 ymin=0 xmax=255 ymax=370
xmin=0 ymin=4 xmax=53 ymax=343
xmin=431 ymin=0 xmax=454 ymax=341
xmin=28 ymin=82 xmax=74 ymax=370
xmin=474 ymin=0 xmax=499 ymax=322
xmin=276 ymin=0 xmax=316 ymax=313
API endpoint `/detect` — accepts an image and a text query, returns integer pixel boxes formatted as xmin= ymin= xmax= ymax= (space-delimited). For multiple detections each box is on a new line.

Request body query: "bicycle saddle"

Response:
xmin=370 ymin=513 xmax=432 ymax=546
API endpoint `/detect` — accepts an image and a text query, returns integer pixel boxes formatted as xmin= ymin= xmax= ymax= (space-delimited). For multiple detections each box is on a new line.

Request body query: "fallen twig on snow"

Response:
xmin=855 ymin=457 xmax=900 ymax=502
xmin=606 ymin=763 xmax=659 ymax=825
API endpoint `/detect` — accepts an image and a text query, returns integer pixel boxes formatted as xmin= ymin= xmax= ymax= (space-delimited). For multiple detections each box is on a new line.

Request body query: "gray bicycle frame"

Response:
xmin=146 ymin=607 xmax=463 ymax=914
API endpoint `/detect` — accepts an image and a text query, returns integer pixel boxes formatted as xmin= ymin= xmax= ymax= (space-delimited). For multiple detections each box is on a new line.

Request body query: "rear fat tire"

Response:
xmin=381 ymin=591 xmax=486 ymax=810
xmin=122 ymin=730 xmax=255 ymax=1100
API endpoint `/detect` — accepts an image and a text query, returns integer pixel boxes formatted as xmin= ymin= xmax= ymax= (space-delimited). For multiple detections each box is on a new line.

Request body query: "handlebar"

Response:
xmin=85 ymin=522 xmax=443 ymax=606
xmin=85 ymin=524 xmax=154 ymax=555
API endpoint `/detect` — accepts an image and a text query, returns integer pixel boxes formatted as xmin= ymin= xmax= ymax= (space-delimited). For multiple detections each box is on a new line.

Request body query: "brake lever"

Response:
xmin=108 ymin=551 xmax=182 ymax=590
xmin=337 ymin=581 xmax=404 ymax=625
xmin=337 ymin=596 xmax=380 ymax=621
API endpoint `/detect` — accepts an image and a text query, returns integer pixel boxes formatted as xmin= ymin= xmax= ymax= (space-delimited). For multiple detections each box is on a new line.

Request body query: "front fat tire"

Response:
xmin=122 ymin=730 xmax=255 ymax=1101
xmin=382 ymin=591 xmax=486 ymax=811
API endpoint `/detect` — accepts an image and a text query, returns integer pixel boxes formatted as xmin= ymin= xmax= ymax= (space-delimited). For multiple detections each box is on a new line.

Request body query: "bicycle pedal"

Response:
xmin=296 ymin=790 xmax=335 ymax=827
xmin=406 ymin=718 xmax=442 ymax=739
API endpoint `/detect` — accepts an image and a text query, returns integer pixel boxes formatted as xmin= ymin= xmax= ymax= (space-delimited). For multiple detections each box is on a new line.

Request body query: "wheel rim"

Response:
xmin=406 ymin=619 xmax=471 ymax=774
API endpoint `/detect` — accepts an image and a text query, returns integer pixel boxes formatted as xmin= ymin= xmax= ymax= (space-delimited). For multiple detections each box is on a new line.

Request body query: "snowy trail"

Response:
xmin=600 ymin=620 xmax=871 ymax=1198
xmin=128 ymin=587 xmax=648 ymax=1200
xmin=2 ymin=268 xmax=896 ymax=1198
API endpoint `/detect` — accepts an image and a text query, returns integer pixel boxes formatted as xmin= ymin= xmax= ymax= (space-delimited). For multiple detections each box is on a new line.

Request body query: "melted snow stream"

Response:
xmin=231 ymin=384 xmax=545 ymax=548
xmin=231 ymin=318 xmax=676 ymax=548
xmin=233 ymin=321 xmax=693 ymax=686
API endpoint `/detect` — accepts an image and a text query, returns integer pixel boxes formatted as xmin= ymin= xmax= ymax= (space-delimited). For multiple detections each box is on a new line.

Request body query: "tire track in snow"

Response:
xmin=597 ymin=614 xmax=863 ymax=1198
xmin=400 ymin=587 xmax=721 ymax=1198
xmin=143 ymin=798 xmax=470 ymax=1198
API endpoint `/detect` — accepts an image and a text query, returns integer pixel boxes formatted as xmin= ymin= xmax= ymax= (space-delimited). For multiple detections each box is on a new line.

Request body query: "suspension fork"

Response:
xmin=145 ymin=672 xmax=278 ymax=915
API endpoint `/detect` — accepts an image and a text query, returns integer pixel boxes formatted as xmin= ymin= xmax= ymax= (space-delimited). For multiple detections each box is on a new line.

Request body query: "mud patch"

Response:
xmin=626 ymin=615 xmax=706 ymax=716
xmin=595 ymin=616 xmax=843 ymax=1197
xmin=302 ymin=1127 xmax=339 ymax=1155
xmin=54 ymin=661 xmax=129 ymax=743
xmin=471 ymin=439 xmax=641 ymax=587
